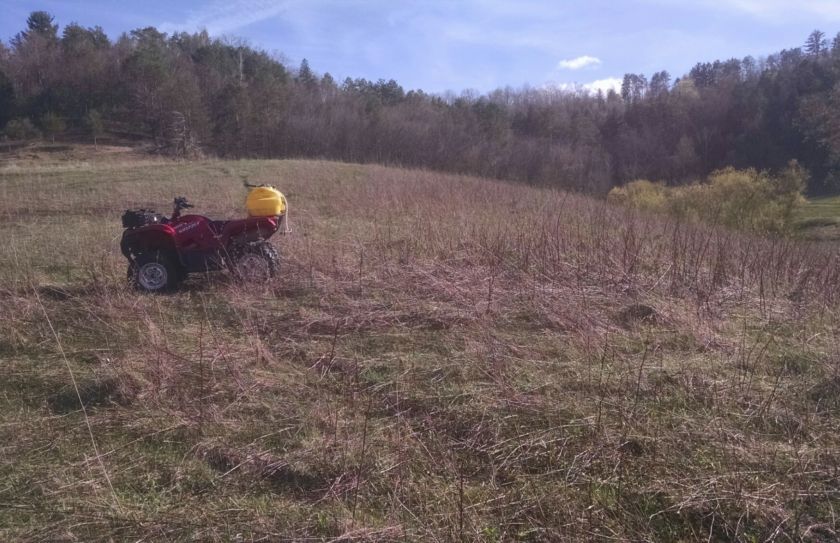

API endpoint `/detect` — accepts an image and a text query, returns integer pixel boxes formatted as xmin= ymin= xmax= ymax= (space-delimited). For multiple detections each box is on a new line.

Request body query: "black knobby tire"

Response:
xmin=263 ymin=243 xmax=280 ymax=276
xmin=129 ymin=251 xmax=181 ymax=292
xmin=233 ymin=242 xmax=279 ymax=283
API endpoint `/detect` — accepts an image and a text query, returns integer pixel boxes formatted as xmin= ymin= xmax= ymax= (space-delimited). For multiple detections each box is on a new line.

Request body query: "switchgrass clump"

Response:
xmin=1 ymin=148 xmax=839 ymax=541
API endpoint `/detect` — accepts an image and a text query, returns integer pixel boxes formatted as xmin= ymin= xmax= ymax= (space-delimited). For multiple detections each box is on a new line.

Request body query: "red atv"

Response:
xmin=120 ymin=197 xmax=283 ymax=292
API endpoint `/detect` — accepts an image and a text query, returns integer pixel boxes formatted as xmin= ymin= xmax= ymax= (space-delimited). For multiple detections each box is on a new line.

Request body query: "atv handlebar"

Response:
xmin=174 ymin=197 xmax=194 ymax=209
xmin=171 ymin=196 xmax=194 ymax=220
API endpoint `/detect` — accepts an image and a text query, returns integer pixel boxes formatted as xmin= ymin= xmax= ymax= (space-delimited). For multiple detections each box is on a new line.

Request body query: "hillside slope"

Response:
xmin=2 ymin=151 xmax=840 ymax=541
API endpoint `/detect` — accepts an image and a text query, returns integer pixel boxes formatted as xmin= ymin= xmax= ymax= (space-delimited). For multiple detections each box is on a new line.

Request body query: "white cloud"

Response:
xmin=557 ymin=55 xmax=602 ymax=70
xmin=583 ymin=77 xmax=622 ymax=94
xmin=544 ymin=76 xmax=622 ymax=95
xmin=159 ymin=0 xmax=293 ymax=35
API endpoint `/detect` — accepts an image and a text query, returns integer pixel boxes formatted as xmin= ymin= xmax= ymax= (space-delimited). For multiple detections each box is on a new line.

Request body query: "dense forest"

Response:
xmin=2 ymin=11 xmax=840 ymax=194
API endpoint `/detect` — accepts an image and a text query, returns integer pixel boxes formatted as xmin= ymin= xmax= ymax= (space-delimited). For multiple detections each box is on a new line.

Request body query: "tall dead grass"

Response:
xmin=1 ymin=156 xmax=839 ymax=541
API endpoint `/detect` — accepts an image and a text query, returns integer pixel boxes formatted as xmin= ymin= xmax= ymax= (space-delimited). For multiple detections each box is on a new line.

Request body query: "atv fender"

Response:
xmin=121 ymin=224 xmax=178 ymax=259
xmin=221 ymin=216 xmax=278 ymax=243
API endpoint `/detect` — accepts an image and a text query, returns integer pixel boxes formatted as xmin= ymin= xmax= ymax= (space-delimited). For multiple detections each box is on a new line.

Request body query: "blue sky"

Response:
xmin=3 ymin=1 xmax=840 ymax=94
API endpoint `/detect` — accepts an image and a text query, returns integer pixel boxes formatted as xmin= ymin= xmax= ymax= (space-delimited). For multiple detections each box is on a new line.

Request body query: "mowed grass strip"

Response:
xmin=795 ymin=195 xmax=840 ymax=240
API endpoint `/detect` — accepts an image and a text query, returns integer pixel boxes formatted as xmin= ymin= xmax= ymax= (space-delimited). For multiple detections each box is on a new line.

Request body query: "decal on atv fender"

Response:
xmin=175 ymin=222 xmax=199 ymax=233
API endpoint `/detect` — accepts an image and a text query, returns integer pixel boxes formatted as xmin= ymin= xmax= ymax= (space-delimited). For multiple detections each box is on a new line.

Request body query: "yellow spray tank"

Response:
xmin=245 ymin=185 xmax=287 ymax=217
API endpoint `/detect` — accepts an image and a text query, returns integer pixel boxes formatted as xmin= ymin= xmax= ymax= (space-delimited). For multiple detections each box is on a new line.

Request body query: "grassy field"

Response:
xmin=2 ymin=146 xmax=840 ymax=541
xmin=795 ymin=196 xmax=840 ymax=241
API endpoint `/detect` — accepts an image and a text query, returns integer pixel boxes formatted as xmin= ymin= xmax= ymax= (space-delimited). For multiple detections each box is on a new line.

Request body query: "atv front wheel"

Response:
xmin=233 ymin=243 xmax=279 ymax=283
xmin=130 ymin=252 xmax=180 ymax=292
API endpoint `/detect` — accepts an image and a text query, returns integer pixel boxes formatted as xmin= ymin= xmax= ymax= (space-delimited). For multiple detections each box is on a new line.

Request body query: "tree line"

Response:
xmin=2 ymin=12 xmax=840 ymax=194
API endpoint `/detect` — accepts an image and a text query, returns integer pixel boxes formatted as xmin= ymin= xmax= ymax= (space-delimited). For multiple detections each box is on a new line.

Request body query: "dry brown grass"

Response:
xmin=1 ymin=148 xmax=839 ymax=541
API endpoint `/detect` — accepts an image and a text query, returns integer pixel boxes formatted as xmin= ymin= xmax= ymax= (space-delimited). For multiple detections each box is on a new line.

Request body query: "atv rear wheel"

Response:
xmin=233 ymin=243 xmax=279 ymax=283
xmin=130 ymin=252 xmax=180 ymax=292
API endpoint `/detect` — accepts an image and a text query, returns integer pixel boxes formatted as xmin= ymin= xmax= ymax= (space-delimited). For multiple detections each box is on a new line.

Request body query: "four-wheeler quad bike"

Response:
xmin=121 ymin=191 xmax=287 ymax=292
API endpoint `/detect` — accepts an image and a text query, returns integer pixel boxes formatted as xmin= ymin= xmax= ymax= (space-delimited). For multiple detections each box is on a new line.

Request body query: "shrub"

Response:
xmin=40 ymin=112 xmax=66 ymax=143
xmin=702 ymin=167 xmax=778 ymax=231
xmin=664 ymin=183 xmax=703 ymax=222
xmin=609 ymin=162 xmax=807 ymax=234
xmin=607 ymin=180 xmax=667 ymax=212
xmin=771 ymin=160 xmax=809 ymax=223
xmin=4 ymin=117 xmax=40 ymax=140
xmin=700 ymin=163 xmax=806 ymax=233
xmin=85 ymin=109 xmax=105 ymax=147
